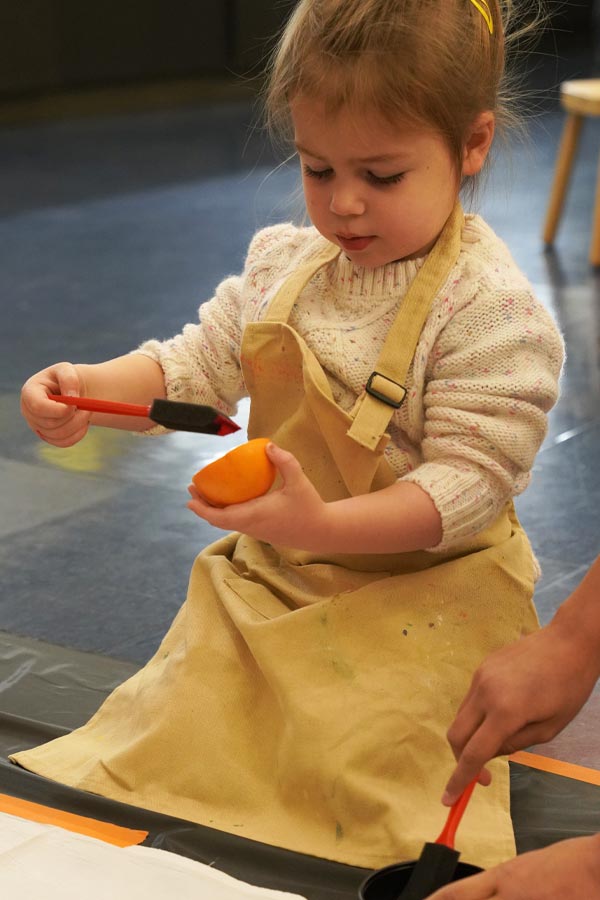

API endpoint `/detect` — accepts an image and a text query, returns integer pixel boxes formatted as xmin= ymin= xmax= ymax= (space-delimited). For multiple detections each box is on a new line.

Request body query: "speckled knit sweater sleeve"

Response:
xmin=135 ymin=216 xmax=564 ymax=552
xmin=135 ymin=225 xmax=316 ymax=415
xmin=401 ymin=218 xmax=564 ymax=549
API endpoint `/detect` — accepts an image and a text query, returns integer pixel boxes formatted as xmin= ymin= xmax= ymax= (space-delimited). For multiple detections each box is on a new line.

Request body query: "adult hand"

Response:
xmin=442 ymin=621 xmax=600 ymax=806
xmin=426 ymin=834 xmax=600 ymax=899
xmin=187 ymin=443 xmax=331 ymax=550
xmin=20 ymin=362 xmax=91 ymax=447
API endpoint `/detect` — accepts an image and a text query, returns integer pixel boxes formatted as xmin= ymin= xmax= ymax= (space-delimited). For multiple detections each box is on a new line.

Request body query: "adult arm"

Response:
xmin=426 ymin=834 xmax=600 ymax=900
xmin=441 ymin=556 xmax=600 ymax=806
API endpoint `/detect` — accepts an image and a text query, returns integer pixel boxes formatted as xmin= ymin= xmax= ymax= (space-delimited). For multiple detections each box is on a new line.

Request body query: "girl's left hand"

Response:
xmin=187 ymin=443 xmax=331 ymax=550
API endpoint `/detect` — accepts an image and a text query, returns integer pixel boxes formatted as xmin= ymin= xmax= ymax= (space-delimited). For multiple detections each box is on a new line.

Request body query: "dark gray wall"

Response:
xmin=0 ymin=0 xmax=295 ymax=97
xmin=0 ymin=0 xmax=594 ymax=98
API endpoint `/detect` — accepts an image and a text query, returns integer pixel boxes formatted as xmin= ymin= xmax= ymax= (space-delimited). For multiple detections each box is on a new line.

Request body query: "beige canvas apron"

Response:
xmin=12 ymin=206 xmax=539 ymax=871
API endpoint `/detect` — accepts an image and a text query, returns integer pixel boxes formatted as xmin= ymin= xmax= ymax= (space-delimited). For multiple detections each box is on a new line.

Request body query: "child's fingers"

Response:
xmin=265 ymin=442 xmax=303 ymax=487
xmin=22 ymin=365 xmax=91 ymax=445
xmin=52 ymin=361 xmax=82 ymax=396
xmin=35 ymin=410 xmax=91 ymax=446
xmin=186 ymin=484 xmax=223 ymax=516
xmin=22 ymin=362 xmax=82 ymax=416
xmin=37 ymin=426 xmax=89 ymax=448
xmin=24 ymin=400 xmax=83 ymax=437
xmin=187 ymin=484 xmax=212 ymax=510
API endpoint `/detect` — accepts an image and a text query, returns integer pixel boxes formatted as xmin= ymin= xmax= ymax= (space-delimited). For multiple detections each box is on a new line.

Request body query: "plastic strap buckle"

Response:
xmin=365 ymin=371 xmax=407 ymax=409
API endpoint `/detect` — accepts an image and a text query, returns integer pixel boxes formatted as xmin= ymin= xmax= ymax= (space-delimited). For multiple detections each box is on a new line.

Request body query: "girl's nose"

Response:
xmin=329 ymin=184 xmax=366 ymax=217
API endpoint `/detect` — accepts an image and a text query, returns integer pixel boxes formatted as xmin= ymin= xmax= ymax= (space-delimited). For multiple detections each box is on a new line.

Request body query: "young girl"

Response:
xmin=15 ymin=0 xmax=563 ymax=874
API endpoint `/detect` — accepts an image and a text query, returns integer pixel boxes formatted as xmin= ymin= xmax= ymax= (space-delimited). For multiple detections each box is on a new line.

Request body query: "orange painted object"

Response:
xmin=192 ymin=438 xmax=276 ymax=507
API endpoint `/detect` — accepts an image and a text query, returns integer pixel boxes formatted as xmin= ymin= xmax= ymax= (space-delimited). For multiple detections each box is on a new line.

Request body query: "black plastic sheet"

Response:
xmin=1 ymin=631 xmax=599 ymax=900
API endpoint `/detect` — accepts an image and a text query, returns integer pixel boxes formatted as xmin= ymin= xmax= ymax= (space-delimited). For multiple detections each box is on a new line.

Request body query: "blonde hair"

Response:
xmin=265 ymin=0 xmax=545 ymax=178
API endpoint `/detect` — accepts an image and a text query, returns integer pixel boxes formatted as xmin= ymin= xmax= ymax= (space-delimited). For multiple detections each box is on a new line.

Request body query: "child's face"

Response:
xmin=291 ymin=96 xmax=462 ymax=267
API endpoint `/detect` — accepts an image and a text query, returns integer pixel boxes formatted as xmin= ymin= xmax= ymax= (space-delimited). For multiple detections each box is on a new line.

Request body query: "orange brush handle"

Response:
xmin=435 ymin=777 xmax=478 ymax=849
xmin=49 ymin=394 xmax=151 ymax=417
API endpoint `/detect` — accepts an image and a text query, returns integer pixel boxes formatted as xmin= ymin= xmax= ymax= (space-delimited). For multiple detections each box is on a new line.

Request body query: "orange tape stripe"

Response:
xmin=510 ymin=750 xmax=600 ymax=786
xmin=0 ymin=792 xmax=148 ymax=847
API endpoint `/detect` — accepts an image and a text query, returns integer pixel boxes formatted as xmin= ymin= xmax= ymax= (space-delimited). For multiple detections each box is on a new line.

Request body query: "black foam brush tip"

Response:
xmin=49 ymin=394 xmax=240 ymax=435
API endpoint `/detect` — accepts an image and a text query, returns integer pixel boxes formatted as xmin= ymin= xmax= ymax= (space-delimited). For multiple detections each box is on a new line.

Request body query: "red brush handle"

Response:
xmin=435 ymin=777 xmax=478 ymax=849
xmin=49 ymin=394 xmax=151 ymax=418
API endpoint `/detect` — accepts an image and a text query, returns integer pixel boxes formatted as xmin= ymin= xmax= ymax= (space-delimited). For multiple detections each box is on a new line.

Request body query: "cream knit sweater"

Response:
xmin=137 ymin=215 xmax=564 ymax=552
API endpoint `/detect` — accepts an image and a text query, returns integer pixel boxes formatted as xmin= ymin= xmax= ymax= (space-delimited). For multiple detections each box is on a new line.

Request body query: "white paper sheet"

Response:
xmin=0 ymin=811 xmax=307 ymax=899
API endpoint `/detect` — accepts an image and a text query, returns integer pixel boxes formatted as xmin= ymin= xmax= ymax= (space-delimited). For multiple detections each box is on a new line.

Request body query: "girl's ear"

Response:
xmin=462 ymin=111 xmax=495 ymax=176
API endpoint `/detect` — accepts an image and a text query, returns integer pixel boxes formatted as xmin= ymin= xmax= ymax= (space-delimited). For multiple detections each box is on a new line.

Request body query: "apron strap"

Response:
xmin=346 ymin=203 xmax=465 ymax=450
xmin=262 ymin=241 xmax=341 ymax=324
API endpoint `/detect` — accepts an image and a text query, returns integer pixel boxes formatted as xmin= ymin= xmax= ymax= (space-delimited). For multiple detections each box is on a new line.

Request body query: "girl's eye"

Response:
xmin=302 ymin=163 xmax=405 ymax=185
xmin=303 ymin=164 xmax=333 ymax=180
xmin=367 ymin=171 xmax=405 ymax=186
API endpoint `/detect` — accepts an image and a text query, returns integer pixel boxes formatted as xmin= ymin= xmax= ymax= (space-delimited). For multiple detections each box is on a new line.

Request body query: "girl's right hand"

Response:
xmin=21 ymin=362 xmax=91 ymax=447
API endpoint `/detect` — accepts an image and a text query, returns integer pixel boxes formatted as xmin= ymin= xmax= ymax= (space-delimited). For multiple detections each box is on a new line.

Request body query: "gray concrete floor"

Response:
xmin=1 ymin=38 xmax=599 ymax=767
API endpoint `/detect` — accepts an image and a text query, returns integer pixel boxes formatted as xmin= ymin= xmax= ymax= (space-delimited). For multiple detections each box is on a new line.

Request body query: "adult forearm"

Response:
xmin=550 ymin=556 xmax=600 ymax=666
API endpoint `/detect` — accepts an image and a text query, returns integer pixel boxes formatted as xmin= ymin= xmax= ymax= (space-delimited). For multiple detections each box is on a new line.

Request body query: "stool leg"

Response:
xmin=543 ymin=112 xmax=584 ymax=245
xmin=591 ymin=150 xmax=600 ymax=266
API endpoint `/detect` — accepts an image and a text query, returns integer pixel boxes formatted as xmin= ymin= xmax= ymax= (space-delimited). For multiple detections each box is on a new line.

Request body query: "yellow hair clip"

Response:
xmin=469 ymin=0 xmax=494 ymax=34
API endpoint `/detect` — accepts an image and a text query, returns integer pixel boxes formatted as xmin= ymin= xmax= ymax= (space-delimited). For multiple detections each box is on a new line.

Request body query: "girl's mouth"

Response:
xmin=336 ymin=234 xmax=375 ymax=252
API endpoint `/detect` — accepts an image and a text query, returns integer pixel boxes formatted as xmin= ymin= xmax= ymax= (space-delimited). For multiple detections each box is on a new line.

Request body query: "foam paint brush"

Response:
xmin=393 ymin=778 xmax=478 ymax=900
xmin=358 ymin=777 xmax=482 ymax=900
xmin=49 ymin=394 xmax=240 ymax=436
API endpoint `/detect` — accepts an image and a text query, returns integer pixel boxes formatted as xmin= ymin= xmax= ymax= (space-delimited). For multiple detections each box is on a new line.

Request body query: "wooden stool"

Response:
xmin=543 ymin=79 xmax=600 ymax=266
